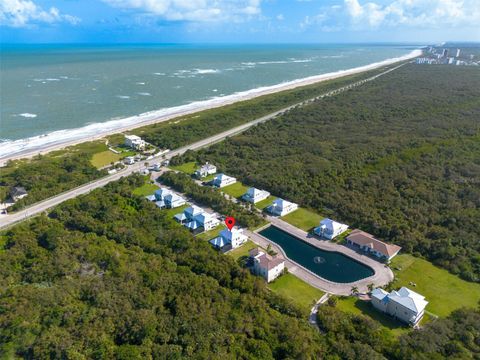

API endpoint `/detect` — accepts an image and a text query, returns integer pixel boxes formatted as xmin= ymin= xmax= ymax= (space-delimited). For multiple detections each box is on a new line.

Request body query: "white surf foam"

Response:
xmin=137 ymin=92 xmax=152 ymax=96
xmin=17 ymin=113 xmax=38 ymax=118
xmin=0 ymin=49 xmax=422 ymax=160
xmin=116 ymin=95 xmax=130 ymax=99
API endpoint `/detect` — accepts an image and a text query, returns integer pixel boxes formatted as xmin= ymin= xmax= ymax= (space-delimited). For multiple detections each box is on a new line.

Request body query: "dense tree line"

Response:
xmin=159 ymin=171 xmax=265 ymax=229
xmin=178 ymin=64 xmax=480 ymax=282
xmin=0 ymin=152 xmax=106 ymax=211
xmin=317 ymin=304 xmax=480 ymax=359
xmin=1 ymin=174 xmax=479 ymax=359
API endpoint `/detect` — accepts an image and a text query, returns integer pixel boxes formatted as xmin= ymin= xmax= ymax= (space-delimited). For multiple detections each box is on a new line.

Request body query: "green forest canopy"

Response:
xmin=1 ymin=175 xmax=479 ymax=359
xmin=177 ymin=64 xmax=480 ymax=282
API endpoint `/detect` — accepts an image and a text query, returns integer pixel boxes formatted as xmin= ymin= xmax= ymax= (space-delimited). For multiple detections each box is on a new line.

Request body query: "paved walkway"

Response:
xmin=245 ymin=217 xmax=393 ymax=296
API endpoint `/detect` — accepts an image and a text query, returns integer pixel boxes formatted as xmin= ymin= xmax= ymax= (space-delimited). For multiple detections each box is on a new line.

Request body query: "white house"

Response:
xmin=10 ymin=187 xmax=28 ymax=202
xmin=194 ymin=163 xmax=217 ymax=178
xmin=174 ymin=205 xmax=220 ymax=234
xmin=346 ymin=229 xmax=402 ymax=261
xmin=124 ymin=156 xmax=135 ymax=165
xmin=210 ymin=227 xmax=248 ymax=250
xmin=242 ymin=187 xmax=270 ymax=204
xmin=124 ymin=134 xmax=146 ymax=150
xmin=314 ymin=218 xmax=349 ymax=240
xmin=249 ymin=248 xmax=285 ymax=283
xmin=267 ymin=198 xmax=298 ymax=216
xmin=153 ymin=188 xmax=186 ymax=209
xmin=371 ymin=287 xmax=428 ymax=326
xmin=212 ymin=173 xmax=236 ymax=188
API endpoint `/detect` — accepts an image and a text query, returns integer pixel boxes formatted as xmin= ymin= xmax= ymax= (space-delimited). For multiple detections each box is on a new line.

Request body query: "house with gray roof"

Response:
xmin=371 ymin=287 xmax=428 ymax=326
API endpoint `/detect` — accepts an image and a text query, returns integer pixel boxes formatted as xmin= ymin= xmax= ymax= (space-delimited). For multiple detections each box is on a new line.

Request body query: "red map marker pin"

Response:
xmin=225 ymin=216 xmax=235 ymax=231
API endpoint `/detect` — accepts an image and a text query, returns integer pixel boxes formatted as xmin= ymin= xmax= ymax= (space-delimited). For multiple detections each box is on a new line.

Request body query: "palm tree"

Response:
xmin=351 ymin=286 xmax=359 ymax=295
xmin=367 ymin=283 xmax=375 ymax=293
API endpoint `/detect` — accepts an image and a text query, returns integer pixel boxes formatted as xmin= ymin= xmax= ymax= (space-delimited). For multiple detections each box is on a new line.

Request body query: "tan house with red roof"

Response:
xmin=346 ymin=229 xmax=401 ymax=261
xmin=249 ymin=248 xmax=285 ymax=282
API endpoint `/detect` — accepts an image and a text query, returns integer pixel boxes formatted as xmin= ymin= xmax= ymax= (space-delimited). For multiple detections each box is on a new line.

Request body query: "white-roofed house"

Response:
xmin=249 ymin=248 xmax=285 ymax=283
xmin=124 ymin=134 xmax=146 ymax=150
xmin=212 ymin=173 xmax=236 ymax=188
xmin=266 ymin=198 xmax=298 ymax=216
xmin=242 ymin=187 xmax=270 ymax=204
xmin=153 ymin=188 xmax=186 ymax=209
xmin=210 ymin=227 xmax=248 ymax=251
xmin=371 ymin=287 xmax=428 ymax=326
xmin=174 ymin=205 xmax=220 ymax=234
xmin=194 ymin=162 xmax=217 ymax=178
xmin=314 ymin=218 xmax=349 ymax=240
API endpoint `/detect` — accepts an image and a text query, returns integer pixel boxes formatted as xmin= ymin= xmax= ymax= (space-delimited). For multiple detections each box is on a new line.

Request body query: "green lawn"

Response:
xmin=269 ymin=273 xmax=325 ymax=312
xmin=254 ymin=195 xmax=276 ymax=210
xmin=221 ymin=182 xmax=249 ymax=199
xmin=90 ymin=150 xmax=122 ymax=169
xmin=132 ymin=182 xmax=159 ymax=197
xmin=390 ymin=254 xmax=480 ymax=317
xmin=228 ymin=240 xmax=258 ymax=261
xmin=169 ymin=162 xmax=197 ymax=174
xmin=164 ymin=204 xmax=189 ymax=220
xmin=281 ymin=207 xmax=324 ymax=232
xmin=335 ymin=296 xmax=409 ymax=337
xmin=195 ymin=224 xmax=226 ymax=241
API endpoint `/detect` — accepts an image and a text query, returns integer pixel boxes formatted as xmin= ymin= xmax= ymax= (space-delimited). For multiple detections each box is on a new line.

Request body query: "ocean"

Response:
xmin=0 ymin=44 xmax=422 ymax=158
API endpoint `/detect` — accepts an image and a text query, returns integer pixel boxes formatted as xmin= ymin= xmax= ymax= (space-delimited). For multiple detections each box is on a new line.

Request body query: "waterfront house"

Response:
xmin=174 ymin=205 xmax=220 ymax=234
xmin=242 ymin=187 xmax=270 ymax=204
xmin=266 ymin=198 xmax=298 ymax=216
xmin=194 ymin=162 xmax=217 ymax=178
xmin=212 ymin=173 xmax=237 ymax=188
xmin=154 ymin=188 xmax=186 ymax=209
xmin=210 ymin=227 xmax=248 ymax=251
xmin=371 ymin=287 xmax=428 ymax=326
xmin=249 ymin=248 xmax=285 ymax=282
xmin=346 ymin=229 xmax=401 ymax=261
xmin=124 ymin=134 xmax=146 ymax=150
xmin=314 ymin=218 xmax=349 ymax=240
xmin=10 ymin=187 xmax=28 ymax=202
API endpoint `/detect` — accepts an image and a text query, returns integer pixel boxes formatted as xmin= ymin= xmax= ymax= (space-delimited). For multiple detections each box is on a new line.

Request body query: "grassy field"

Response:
xmin=170 ymin=162 xmax=197 ymax=174
xmin=164 ymin=204 xmax=189 ymax=220
xmin=281 ymin=207 xmax=324 ymax=232
xmin=221 ymin=182 xmax=249 ymax=199
xmin=390 ymin=254 xmax=480 ymax=317
xmin=90 ymin=150 xmax=122 ymax=169
xmin=254 ymin=195 xmax=275 ymax=210
xmin=228 ymin=240 xmax=259 ymax=261
xmin=132 ymin=182 xmax=159 ymax=197
xmin=335 ymin=297 xmax=409 ymax=337
xmin=195 ymin=224 xmax=226 ymax=242
xmin=269 ymin=273 xmax=324 ymax=312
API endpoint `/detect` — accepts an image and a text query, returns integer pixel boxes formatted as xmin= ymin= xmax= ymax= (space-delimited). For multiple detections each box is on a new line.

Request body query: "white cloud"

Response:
xmin=102 ymin=0 xmax=263 ymax=22
xmin=0 ymin=0 xmax=80 ymax=27
xmin=276 ymin=13 xmax=284 ymax=21
xmin=300 ymin=0 xmax=480 ymax=32
xmin=343 ymin=0 xmax=480 ymax=28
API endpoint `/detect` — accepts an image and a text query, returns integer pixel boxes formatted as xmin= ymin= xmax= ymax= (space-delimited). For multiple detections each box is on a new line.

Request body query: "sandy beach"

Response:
xmin=0 ymin=49 xmax=421 ymax=165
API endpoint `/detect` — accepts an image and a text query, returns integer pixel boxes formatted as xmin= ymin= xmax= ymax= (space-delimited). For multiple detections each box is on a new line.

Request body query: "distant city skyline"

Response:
xmin=1 ymin=0 xmax=479 ymax=43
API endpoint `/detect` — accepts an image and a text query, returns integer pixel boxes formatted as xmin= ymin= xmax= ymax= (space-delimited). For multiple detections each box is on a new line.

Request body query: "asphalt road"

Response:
xmin=0 ymin=62 xmax=408 ymax=230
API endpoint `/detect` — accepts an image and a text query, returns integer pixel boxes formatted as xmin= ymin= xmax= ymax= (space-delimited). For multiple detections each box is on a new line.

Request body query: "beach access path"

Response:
xmin=0 ymin=61 xmax=410 ymax=230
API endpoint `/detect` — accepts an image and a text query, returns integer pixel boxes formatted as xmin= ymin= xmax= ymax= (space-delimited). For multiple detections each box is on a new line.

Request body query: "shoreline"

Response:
xmin=0 ymin=49 xmax=421 ymax=165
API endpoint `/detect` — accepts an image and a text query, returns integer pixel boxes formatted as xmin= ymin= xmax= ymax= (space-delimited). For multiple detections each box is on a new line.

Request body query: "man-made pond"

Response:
xmin=259 ymin=226 xmax=374 ymax=283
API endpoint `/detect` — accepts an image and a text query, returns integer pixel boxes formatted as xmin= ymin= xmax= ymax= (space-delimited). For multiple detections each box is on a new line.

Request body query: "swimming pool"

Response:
xmin=259 ymin=226 xmax=374 ymax=283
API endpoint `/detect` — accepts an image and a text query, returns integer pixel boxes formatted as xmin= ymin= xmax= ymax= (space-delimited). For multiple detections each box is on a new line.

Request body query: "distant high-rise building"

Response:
xmin=456 ymin=49 xmax=461 ymax=57
xmin=442 ymin=49 xmax=449 ymax=58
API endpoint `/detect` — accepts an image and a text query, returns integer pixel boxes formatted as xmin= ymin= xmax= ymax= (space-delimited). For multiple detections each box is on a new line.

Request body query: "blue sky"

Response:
xmin=1 ymin=0 xmax=479 ymax=43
